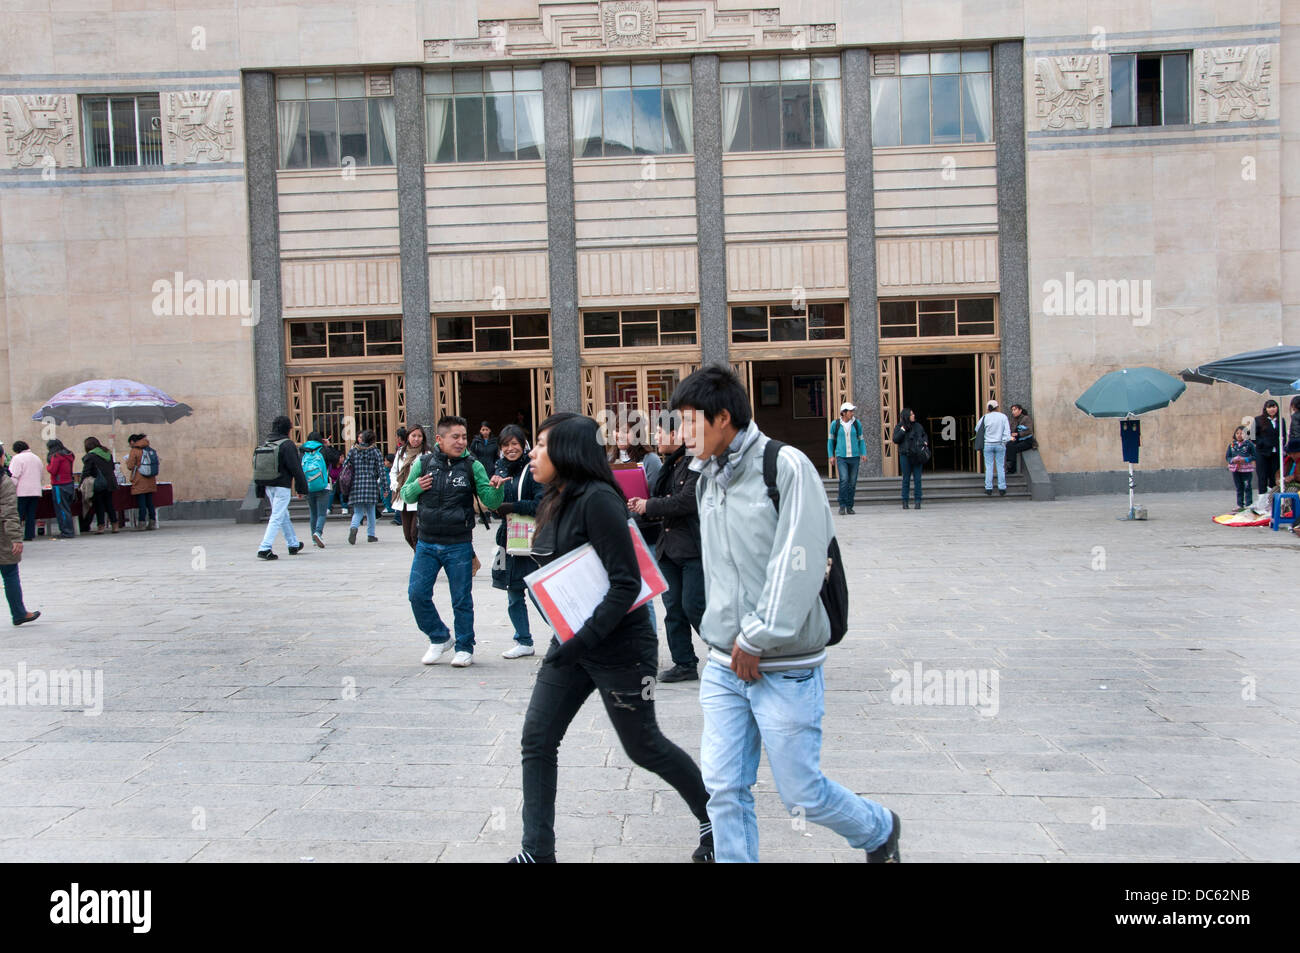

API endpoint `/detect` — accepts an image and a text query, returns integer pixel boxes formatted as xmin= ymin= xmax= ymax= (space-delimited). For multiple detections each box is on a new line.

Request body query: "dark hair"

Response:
xmin=900 ymin=407 xmax=915 ymax=425
xmin=305 ymin=430 xmax=323 ymax=443
xmin=1291 ymin=397 xmax=1300 ymax=415
xmin=498 ymin=424 xmax=528 ymax=450
xmin=396 ymin=426 xmax=408 ymax=442
xmin=404 ymin=424 xmax=428 ymax=451
xmin=12 ymin=441 xmax=28 ymax=454
xmin=358 ymin=429 xmax=375 ymax=446
xmin=437 ymin=415 xmax=468 ymax=434
xmin=46 ymin=438 xmax=67 ymax=459
xmin=670 ymin=364 xmax=752 ymax=431
xmin=1263 ymin=399 xmax=1279 ymax=415
xmin=535 ymin=413 xmax=623 ymax=529
xmin=1011 ymin=403 xmax=1027 ymax=415
xmin=479 ymin=420 xmax=492 ymax=430
xmin=84 ymin=436 xmax=102 ymax=452
xmin=271 ymin=415 xmax=291 ymax=435
xmin=1233 ymin=425 xmax=1247 ymax=441
xmin=655 ymin=408 xmax=683 ymax=433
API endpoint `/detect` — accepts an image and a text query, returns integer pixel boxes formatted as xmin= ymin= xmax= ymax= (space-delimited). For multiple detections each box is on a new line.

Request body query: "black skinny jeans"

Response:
xmin=1257 ymin=451 xmax=1279 ymax=493
xmin=659 ymin=553 xmax=704 ymax=668
xmin=521 ymin=647 xmax=709 ymax=857
xmin=90 ymin=489 xmax=113 ymax=527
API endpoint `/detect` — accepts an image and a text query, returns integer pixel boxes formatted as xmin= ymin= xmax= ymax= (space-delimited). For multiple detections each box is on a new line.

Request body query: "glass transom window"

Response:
xmin=1110 ymin=52 xmax=1190 ymax=127
xmin=572 ymin=61 xmax=693 ymax=157
xmin=435 ymin=312 xmax=550 ymax=354
xmin=870 ymin=49 xmax=992 ymax=146
xmin=288 ymin=319 xmax=403 ymax=360
xmin=426 ymin=67 xmax=544 ymax=162
xmin=720 ymin=55 xmax=841 ymax=152
xmin=582 ymin=308 xmax=698 ymax=348
xmin=729 ymin=302 xmax=846 ymax=344
xmin=276 ymin=73 xmax=395 ymax=169
xmin=878 ymin=298 xmax=996 ymax=339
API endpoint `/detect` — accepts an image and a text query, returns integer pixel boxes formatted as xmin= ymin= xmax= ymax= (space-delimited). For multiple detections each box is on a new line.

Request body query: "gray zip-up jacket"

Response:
xmin=693 ymin=421 xmax=833 ymax=671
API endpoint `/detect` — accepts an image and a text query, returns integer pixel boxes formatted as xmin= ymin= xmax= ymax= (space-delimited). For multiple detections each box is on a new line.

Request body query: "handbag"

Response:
xmin=79 ymin=474 xmax=96 ymax=500
xmin=973 ymin=419 xmax=986 ymax=452
xmin=506 ymin=514 xmax=536 ymax=555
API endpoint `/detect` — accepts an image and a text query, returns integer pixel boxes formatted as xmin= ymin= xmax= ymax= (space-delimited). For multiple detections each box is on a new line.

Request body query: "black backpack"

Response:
xmin=761 ymin=440 xmax=850 ymax=645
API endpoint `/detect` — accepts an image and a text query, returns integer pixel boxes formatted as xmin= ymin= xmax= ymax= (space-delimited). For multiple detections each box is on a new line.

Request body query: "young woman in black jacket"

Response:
xmin=1254 ymin=399 xmax=1281 ymax=493
xmin=491 ymin=424 xmax=547 ymax=658
xmin=510 ymin=413 xmax=712 ymax=863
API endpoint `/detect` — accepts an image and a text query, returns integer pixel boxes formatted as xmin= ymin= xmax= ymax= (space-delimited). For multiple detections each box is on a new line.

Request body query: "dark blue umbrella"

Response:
xmin=1180 ymin=345 xmax=1300 ymax=395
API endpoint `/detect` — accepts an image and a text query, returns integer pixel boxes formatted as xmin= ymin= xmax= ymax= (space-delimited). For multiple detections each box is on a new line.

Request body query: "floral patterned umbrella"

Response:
xmin=32 ymin=379 xmax=193 ymax=426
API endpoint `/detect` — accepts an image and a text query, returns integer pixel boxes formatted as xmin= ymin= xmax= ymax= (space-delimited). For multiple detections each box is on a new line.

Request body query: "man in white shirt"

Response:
xmin=978 ymin=400 xmax=1012 ymax=496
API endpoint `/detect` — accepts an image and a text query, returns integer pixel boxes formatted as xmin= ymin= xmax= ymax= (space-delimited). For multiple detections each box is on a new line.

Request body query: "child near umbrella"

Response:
xmin=1226 ymin=426 xmax=1256 ymax=510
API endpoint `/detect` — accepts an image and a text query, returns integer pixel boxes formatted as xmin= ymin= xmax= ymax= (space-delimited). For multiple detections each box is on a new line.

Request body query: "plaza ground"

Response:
xmin=0 ymin=490 xmax=1296 ymax=862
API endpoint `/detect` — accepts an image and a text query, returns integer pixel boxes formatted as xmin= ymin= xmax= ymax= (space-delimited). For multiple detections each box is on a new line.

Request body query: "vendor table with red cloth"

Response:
xmin=34 ymin=483 xmax=174 ymax=519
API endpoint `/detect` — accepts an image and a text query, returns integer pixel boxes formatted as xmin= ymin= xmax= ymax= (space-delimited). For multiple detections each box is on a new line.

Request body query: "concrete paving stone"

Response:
xmin=147 ymin=741 xmax=326 ymax=763
xmin=116 ymin=784 xmax=327 ymax=810
xmin=1037 ymin=797 xmax=1220 ymax=825
xmin=305 ymin=762 xmax=511 ymax=788
xmin=0 ymin=837 xmax=206 ymax=862
xmin=303 ymin=784 xmax=522 ymax=815
xmin=165 ymin=725 xmax=333 ymax=744
xmin=308 ymin=743 xmax=495 ymax=765
xmin=947 ymin=752 xmax=1105 ymax=773
xmin=989 ymin=771 xmax=1162 ymax=798
xmin=38 ymin=806 xmax=272 ymax=839
xmin=0 ymin=760 xmax=152 ymax=783
xmin=823 ymin=767 xmax=1005 ymax=796
xmin=4 ymin=740 xmax=168 ymax=761
xmin=321 ymin=727 xmax=504 ymax=746
xmin=865 ymin=793 xmax=1059 ymax=822
xmin=0 ymin=781 xmax=138 ymax=808
xmin=894 ymin=819 xmax=1064 ymax=855
xmin=246 ymin=809 xmax=487 ymax=843
xmin=437 ymin=842 xmax=595 ymax=863
xmin=1043 ymin=823 xmax=1244 ymax=860
xmin=0 ymin=806 xmax=80 ymax=837
xmin=30 ymin=725 xmax=181 ymax=744
xmin=924 ymin=732 xmax=1061 ymax=753
xmin=189 ymin=839 xmax=447 ymax=863
xmin=131 ymin=761 xmax=322 ymax=786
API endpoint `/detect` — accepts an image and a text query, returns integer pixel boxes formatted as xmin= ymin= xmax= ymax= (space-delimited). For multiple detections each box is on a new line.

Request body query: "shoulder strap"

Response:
xmin=763 ymin=439 xmax=785 ymax=512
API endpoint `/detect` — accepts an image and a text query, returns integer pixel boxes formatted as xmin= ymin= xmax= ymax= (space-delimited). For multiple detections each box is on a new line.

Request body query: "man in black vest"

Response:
xmin=629 ymin=411 xmax=703 ymax=683
xmin=399 ymin=415 xmax=503 ymax=668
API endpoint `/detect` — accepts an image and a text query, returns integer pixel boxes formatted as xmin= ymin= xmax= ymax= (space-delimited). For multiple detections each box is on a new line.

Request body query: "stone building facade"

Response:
xmin=1 ymin=0 xmax=1294 ymax=509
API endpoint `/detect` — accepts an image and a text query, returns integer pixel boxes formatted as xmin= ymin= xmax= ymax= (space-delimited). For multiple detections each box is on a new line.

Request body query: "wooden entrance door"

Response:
xmin=288 ymin=374 xmax=404 ymax=454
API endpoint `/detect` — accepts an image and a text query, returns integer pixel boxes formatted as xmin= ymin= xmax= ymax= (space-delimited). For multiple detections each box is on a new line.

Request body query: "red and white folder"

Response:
xmin=524 ymin=519 xmax=668 ymax=642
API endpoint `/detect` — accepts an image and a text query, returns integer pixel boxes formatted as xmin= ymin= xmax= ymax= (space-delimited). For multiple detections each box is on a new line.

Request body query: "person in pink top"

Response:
xmin=6 ymin=441 xmax=43 ymax=541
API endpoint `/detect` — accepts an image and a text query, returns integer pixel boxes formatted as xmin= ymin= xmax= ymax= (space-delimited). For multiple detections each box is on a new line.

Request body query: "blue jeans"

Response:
xmin=659 ymin=554 xmax=704 ymax=668
xmin=983 ymin=443 xmax=1006 ymax=490
xmin=835 ymin=456 xmax=860 ymax=509
xmin=507 ymin=588 xmax=533 ymax=646
xmin=349 ymin=503 xmax=376 ymax=537
xmin=51 ymin=484 xmax=75 ymax=537
xmin=259 ymin=485 xmax=299 ymax=551
xmin=699 ymin=662 xmax=892 ymax=862
xmin=408 ymin=540 xmax=475 ymax=653
xmin=307 ymin=489 xmax=330 ymax=536
xmin=1 ymin=563 xmax=29 ymax=623
xmin=899 ymin=456 xmax=922 ymax=503
xmin=136 ymin=492 xmax=156 ymax=521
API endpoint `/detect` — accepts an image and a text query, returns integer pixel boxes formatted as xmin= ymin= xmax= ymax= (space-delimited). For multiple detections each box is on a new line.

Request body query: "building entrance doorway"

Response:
xmin=457 ymin=369 xmax=534 ymax=442
xmin=287 ymin=373 xmax=404 ymax=455
xmin=748 ymin=358 xmax=834 ymax=467
xmin=899 ymin=354 xmax=977 ymax=472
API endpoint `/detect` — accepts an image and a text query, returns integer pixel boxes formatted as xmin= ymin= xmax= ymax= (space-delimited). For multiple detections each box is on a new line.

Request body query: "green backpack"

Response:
xmin=253 ymin=438 xmax=286 ymax=482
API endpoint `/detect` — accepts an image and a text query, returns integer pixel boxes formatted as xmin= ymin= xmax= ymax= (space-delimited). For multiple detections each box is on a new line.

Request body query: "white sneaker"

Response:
xmin=502 ymin=643 xmax=535 ymax=659
xmin=421 ymin=642 xmax=453 ymax=665
xmin=450 ymin=651 xmax=474 ymax=668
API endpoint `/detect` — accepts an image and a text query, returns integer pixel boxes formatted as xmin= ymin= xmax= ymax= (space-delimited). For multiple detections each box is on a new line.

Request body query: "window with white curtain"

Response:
xmin=869 ymin=48 xmax=992 ymax=147
xmin=720 ymin=55 xmax=841 ymax=152
xmin=425 ymin=67 xmax=544 ymax=162
xmin=571 ymin=60 xmax=693 ymax=157
xmin=276 ymin=73 xmax=395 ymax=169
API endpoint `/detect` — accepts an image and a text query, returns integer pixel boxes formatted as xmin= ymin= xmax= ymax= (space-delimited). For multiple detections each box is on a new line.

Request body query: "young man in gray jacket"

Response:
xmin=671 ymin=365 xmax=900 ymax=863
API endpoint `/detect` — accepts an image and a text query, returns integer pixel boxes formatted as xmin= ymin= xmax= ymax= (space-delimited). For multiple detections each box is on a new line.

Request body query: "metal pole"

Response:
xmin=1128 ymin=462 xmax=1135 ymax=518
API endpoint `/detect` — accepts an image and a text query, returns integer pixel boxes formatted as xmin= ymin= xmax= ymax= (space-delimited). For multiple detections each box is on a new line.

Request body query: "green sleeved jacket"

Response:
xmin=399 ymin=451 xmax=504 ymax=510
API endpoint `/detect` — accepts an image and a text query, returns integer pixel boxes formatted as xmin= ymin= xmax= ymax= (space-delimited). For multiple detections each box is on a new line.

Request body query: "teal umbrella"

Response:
xmin=1074 ymin=367 xmax=1186 ymax=417
xmin=1075 ymin=367 xmax=1186 ymax=521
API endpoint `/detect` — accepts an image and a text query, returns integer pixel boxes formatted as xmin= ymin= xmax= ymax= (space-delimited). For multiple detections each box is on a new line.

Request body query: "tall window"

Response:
xmin=276 ymin=74 xmax=396 ymax=169
xmin=720 ymin=55 xmax=841 ymax=152
xmin=572 ymin=61 xmax=693 ymax=157
xmin=82 ymin=94 xmax=163 ymax=167
xmin=878 ymin=298 xmax=996 ymax=338
xmin=1110 ymin=52 xmax=1190 ymax=126
xmin=435 ymin=312 xmax=550 ymax=353
xmin=730 ymin=303 xmax=846 ymax=343
xmin=426 ymin=67 xmax=544 ymax=162
xmin=870 ymin=49 xmax=992 ymax=146
xmin=582 ymin=308 xmax=697 ymax=348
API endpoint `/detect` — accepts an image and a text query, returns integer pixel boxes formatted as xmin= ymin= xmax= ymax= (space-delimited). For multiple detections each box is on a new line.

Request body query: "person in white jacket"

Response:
xmin=389 ymin=424 xmax=426 ymax=550
xmin=978 ymin=400 xmax=1013 ymax=496
xmin=7 ymin=442 xmax=45 ymax=542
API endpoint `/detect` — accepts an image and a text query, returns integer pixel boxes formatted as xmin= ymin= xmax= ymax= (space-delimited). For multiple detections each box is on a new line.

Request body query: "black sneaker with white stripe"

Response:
xmin=692 ymin=821 xmax=714 ymax=863
xmin=506 ymin=850 xmax=555 ymax=863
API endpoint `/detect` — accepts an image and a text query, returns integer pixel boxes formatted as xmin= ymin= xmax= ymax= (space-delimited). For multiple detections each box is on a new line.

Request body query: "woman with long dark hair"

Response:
xmin=81 ymin=437 xmax=118 ymax=534
xmin=1255 ymin=399 xmax=1281 ymax=492
xmin=490 ymin=424 xmax=546 ymax=658
xmin=510 ymin=413 xmax=712 ymax=863
xmin=389 ymin=424 xmax=427 ymax=550
xmin=343 ymin=429 xmax=385 ymax=545
xmin=44 ymin=439 xmax=76 ymax=539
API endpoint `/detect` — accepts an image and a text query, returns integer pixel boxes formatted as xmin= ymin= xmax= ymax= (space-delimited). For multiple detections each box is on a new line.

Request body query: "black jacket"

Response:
xmin=1255 ymin=414 xmax=1281 ymax=455
xmin=531 ymin=480 xmax=653 ymax=666
xmin=492 ymin=456 xmax=547 ymax=591
xmin=470 ymin=436 xmax=499 ymax=472
xmin=256 ymin=432 xmax=308 ymax=494
xmin=80 ymin=452 xmax=117 ymax=491
xmin=643 ymin=446 xmax=700 ymax=562
xmin=892 ymin=421 xmax=928 ymax=459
